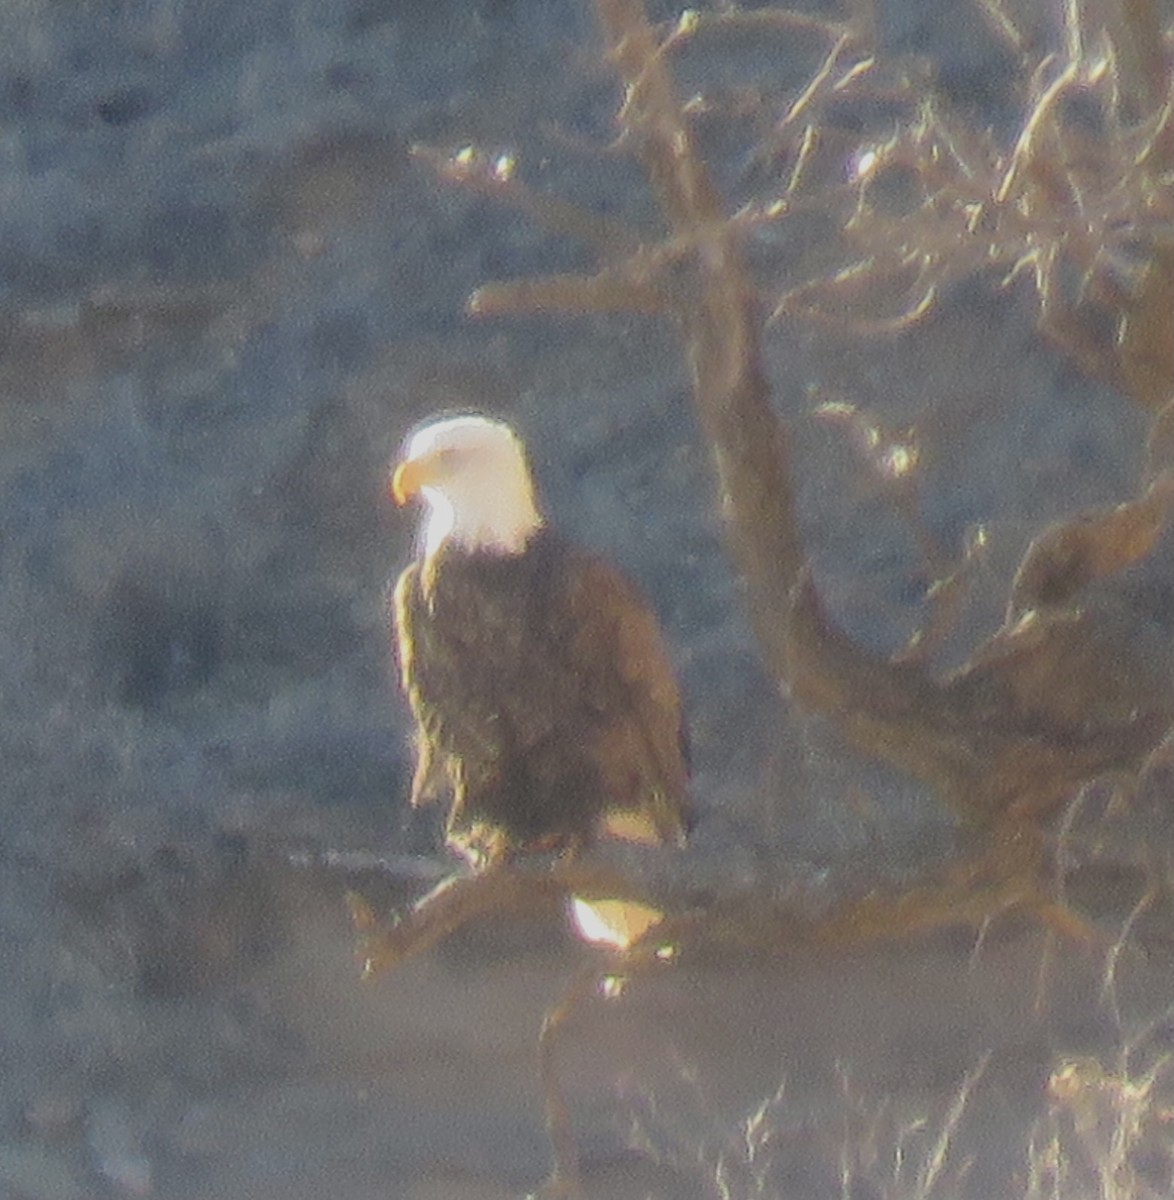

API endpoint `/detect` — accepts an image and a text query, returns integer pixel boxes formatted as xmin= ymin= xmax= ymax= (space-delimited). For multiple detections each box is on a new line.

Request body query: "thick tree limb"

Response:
xmin=348 ymin=859 xmax=658 ymax=977
xmin=594 ymin=0 xmax=806 ymax=679
xmin=591 ymin=0 xmax=1174 ymax=825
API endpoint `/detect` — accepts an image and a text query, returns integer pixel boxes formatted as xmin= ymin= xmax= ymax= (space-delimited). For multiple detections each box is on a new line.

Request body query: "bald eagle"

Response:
xmin=390 ymin=414 xmax=690 ymax=870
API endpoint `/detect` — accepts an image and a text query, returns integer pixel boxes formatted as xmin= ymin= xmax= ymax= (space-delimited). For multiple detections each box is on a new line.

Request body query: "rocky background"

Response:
xmin=1 ymin=0 xmax=1170 ymax=1196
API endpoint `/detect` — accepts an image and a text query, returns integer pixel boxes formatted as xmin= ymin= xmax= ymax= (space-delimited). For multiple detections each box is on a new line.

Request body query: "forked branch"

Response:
xmin=414 ymin=0 xmax=1174 ymax=829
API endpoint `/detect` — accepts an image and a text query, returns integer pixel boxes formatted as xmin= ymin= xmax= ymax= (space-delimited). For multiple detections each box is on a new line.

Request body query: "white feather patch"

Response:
xmin=569 ymin=895 xmax=666 ymax=951
xmin=597 ymin=807 xmax=663 ymax=846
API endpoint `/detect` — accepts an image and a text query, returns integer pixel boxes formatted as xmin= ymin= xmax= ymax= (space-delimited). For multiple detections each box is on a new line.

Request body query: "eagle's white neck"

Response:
xmin=421 ymin=482 xmax=544 ymax=558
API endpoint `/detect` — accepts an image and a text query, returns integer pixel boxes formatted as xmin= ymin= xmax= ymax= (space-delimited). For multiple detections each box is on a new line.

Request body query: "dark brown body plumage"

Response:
xmin=393 ymin=529 xmax=689 ymax=868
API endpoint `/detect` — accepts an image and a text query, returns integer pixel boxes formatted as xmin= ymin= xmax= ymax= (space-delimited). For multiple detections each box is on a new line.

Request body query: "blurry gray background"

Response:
xmin=0 ymin=1 xmax=1165 ymax=1197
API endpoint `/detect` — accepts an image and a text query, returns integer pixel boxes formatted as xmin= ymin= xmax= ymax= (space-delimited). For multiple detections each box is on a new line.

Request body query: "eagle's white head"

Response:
xmin=391 ymin=414 xmax=545 ymax=557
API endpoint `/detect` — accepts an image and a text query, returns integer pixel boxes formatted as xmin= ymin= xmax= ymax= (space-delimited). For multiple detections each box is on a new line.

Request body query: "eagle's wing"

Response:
xmin=562 ymin=552 xmax=691 ymax=845
xmin=392 ymin=563 xmax=451 ymax=806
xmin=393 ymin=558 xmax=528 ymax=807
xmin=393 ymin=544 xmax=690 ymax=849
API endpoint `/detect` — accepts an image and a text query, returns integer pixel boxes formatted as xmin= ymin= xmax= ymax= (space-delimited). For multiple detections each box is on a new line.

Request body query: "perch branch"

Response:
xmin=349 ymin=859 xmax=657 ymax=978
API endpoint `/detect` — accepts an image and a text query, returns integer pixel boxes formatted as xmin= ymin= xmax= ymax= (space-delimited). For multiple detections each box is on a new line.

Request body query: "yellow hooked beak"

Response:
xmin=390 ymin=458 xmax=429 ymax=506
